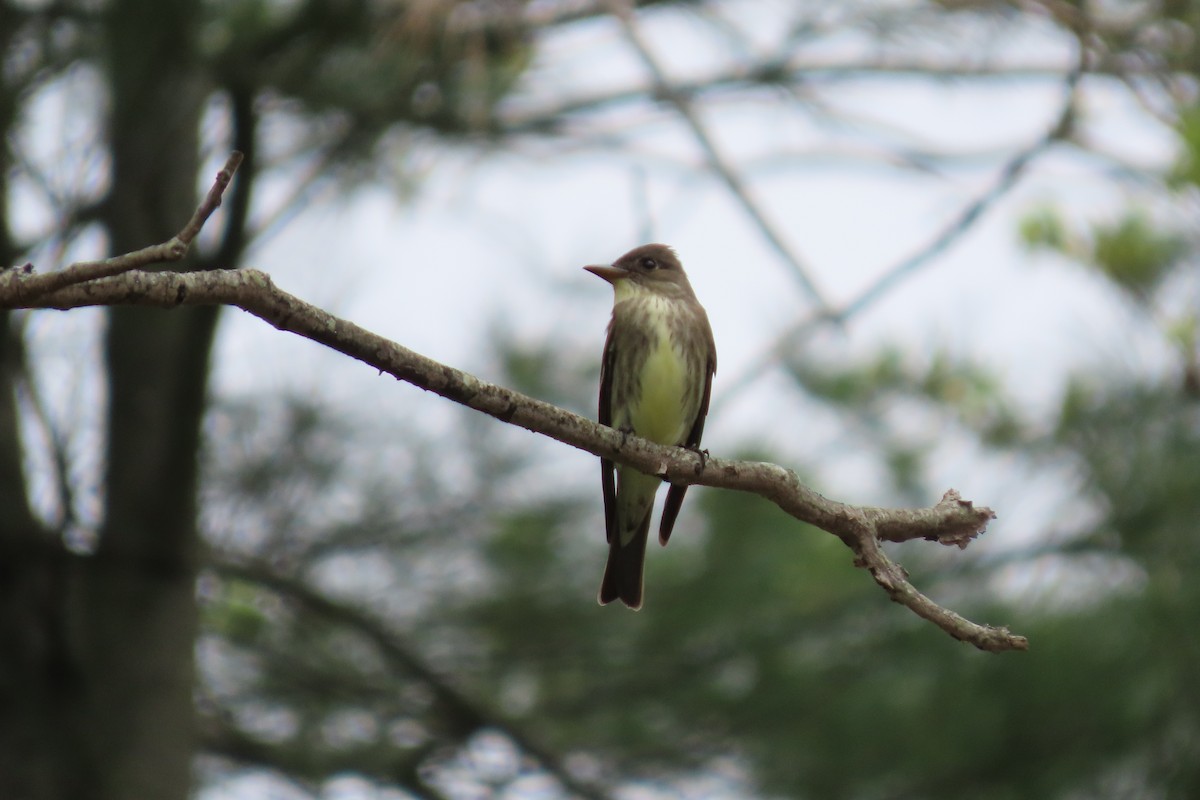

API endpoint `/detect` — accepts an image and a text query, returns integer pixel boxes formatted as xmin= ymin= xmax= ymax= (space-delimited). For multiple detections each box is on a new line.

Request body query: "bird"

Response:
xmin=584 ymin=243 xmax=717 ymax=609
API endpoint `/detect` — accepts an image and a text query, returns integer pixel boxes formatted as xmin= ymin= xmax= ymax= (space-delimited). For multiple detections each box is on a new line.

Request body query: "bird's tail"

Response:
xmin=598 ymin=506 xmax=652 ymax=610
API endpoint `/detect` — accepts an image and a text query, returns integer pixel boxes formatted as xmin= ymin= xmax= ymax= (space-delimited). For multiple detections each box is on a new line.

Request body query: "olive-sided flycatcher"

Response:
xmin=585 ymin=244 xmax=717 ymax=609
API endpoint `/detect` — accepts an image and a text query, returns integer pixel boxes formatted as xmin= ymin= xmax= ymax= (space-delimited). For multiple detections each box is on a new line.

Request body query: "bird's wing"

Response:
xmin=658 ymin=349 xmax=715 ymax=545
xmin=599 ymin=324 xmax=618 ymax=545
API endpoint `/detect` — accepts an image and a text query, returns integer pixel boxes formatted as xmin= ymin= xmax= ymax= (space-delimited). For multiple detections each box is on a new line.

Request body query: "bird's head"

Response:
xmin=584 ymin=244 xmax=694 ymax=299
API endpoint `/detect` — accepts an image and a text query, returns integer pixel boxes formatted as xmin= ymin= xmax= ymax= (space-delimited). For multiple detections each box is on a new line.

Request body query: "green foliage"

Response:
xmin=794 ymin=346 xmax=911 ymax=405
xmin=457 ymin=478 xmax=880 ymax=789
xmin=1040 ymin=383 xmax=1200 ymax=795
xmin=453 ymin=400 xmax=1200 ymax=798
xmin=1022 ymin=206 xmax=1186 ymax=299
xmin=1003 ymin=112 xmax=1200 ymax=796
xmin=921 ymin=352 xmax=1022 ymax=446
xmin=1019 ymin=205 xmax=1070 ymax=252
xmin=1056 ymin=384 xmax=1200 ymax=570
xmin=1091 ymin=212 xmax=1185 ymax=296
xmin=790 ymin=346 xmax=1022 ymax=491
xmin=202 ymin=0 xmax=533 ymax=149
xmin=795 ymin=347 xmax=1015 ymax=433
xmin=1166 ymin=312 xmax=1198 ymax=355
xmin=204 ymin=579 xmax=271 ymax=646
xmin=488 ymin=326 xmax=599 ymax=415
xmin=1169 ymin=104 xmax=1200 ymax=188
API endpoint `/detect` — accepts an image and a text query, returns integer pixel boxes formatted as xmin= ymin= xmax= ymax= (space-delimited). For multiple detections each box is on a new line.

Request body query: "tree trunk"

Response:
xmin=0 ymin=0 xmax=218 ymax=796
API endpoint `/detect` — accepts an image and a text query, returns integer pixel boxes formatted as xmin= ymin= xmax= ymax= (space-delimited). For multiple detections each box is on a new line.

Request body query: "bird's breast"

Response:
xmin=632 ymin=327 xmax=690 ymax=445
xmin=611 ymin=293 xmax=698 ymax=446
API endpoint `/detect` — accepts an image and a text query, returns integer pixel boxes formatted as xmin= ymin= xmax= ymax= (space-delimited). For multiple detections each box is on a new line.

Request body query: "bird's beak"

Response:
xmin=584 ymin=264 xmax=628 ymax=284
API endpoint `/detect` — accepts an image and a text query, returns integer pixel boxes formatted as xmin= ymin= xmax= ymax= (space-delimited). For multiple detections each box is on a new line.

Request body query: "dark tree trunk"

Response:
xmin=0 ymin=0 xmax=222 ymax=797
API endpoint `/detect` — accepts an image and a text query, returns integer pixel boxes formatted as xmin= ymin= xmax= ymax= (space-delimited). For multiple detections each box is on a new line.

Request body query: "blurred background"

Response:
xmin=3 ymin=0 xmax=1199 ymax=798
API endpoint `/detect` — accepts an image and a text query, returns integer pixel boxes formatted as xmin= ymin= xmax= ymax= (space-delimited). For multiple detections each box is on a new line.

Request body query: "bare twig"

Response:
xmin=602 ymin=0 xmax=832 ymax=311
xmin=836 ymin=66 xmax=1080 ymax=324
xmin=501 ymin=56 xmax=1135 ymax=135
xmin=714 ymin=59 xmax=1083 ymax=411
xmin=0 ymin=151 xmax=244 ymax=302
xmin=2 ymin=263 xmax=1024 ymax=652
xmin=13 ymin=355 xmax=76 ymax=534
xmin=179 ymin=152 xmax=246 ymax=247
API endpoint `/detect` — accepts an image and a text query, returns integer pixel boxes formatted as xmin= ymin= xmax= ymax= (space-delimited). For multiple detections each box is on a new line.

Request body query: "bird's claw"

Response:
xmin=618 ymin=427 xmax=633 ymax=449
xmin=684 ymin=444 xmax=710 ymax=474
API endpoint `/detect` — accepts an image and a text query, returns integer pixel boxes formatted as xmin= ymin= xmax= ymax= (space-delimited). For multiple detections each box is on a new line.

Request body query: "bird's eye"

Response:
xmin=640 ymin=257 xmax=658 ymax=270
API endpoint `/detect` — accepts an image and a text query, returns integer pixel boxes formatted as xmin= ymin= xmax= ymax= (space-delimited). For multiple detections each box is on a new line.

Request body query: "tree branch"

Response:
xmin=714 ymin=53 xmax=1084 ymax=411
xmin=0 ymin=147 xmax=1026 ymax=651
xmin=1 ymin=258 xmax=1025 ymax=652
xmin=602 ymin=0 xmax=833 ymax=311
xmin=0 ymin=151 xmax=244 ymax=301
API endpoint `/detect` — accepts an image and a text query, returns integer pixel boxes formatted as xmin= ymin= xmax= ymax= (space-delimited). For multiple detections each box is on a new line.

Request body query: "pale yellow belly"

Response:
xmin=625 ymin=333 xmax=691 ymax=446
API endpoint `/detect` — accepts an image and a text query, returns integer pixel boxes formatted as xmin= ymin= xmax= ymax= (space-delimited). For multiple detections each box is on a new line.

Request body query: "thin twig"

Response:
xmin=713 ymin=60 xmax=1083 ymax=412
xmin=13 ymin=354 xmax=76 ymax=533
xmin=0 ymin=151 xmax=244 ymax=302
xmin=502 ymin=56 xmax=1097 ymax=137
xmin=602 ymin=0 xmax=832 ymax=310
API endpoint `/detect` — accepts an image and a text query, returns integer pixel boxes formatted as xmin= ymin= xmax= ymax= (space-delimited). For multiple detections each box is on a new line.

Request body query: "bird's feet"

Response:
xmin=683 ymin=444 xmax=710 ymax=474
xmin=618 ymin=426 xmax=634 ymax=449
